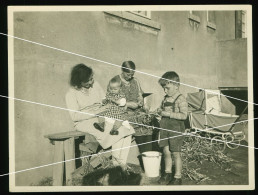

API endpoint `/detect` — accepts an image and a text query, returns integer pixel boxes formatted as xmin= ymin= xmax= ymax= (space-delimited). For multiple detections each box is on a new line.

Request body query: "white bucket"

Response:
xmin=142 ymin=151 xmax=162 ymax=177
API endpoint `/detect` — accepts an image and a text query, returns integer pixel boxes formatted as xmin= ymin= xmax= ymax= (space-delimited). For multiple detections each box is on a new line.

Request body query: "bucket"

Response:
xmin=141 ymin=151 xmax=162 ymax=177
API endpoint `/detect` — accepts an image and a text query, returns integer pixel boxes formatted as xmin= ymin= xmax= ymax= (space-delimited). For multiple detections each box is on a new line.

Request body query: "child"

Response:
xmin=93 ymin=77 xmax=128 ymax=135
xmin=157 ymin=71 xmax=188 ymax=185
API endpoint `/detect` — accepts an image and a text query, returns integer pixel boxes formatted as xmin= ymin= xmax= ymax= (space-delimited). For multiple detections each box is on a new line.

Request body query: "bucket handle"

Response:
xmin=141 ymin=153 xmax=162 ymax=158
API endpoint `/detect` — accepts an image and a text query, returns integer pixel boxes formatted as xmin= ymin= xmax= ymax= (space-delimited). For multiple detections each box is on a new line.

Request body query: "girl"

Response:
xmin=93 ymin=76 xmax=129 ymax=135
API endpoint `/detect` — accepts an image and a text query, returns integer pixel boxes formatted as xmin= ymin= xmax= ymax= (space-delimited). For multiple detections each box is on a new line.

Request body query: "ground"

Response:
xmin=140 ymin=143 xmax=248 ymax=185
xmin=33 ymin=140 xmax=249 ymax=186
xmin=76 ymin=141 xmax=248 ymax=186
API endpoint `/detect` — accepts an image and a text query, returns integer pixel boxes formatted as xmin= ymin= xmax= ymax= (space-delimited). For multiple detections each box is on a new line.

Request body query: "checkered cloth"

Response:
xmin=101 ymin=105 xmax=127 ymax=120
xmin=100 ymin=92 xmax=127 ymax=120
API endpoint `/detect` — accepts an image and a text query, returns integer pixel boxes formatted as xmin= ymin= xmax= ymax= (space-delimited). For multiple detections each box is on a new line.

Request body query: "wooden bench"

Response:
xmin=44 ymin=130 xmax=88 ymax=186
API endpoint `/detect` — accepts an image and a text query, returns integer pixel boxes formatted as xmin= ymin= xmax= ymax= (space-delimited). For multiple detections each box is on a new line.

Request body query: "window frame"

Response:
xmin=241 ymin=11 xmax=247 ymax=38
xmin=127 ymin=11 xmax=151 ymax=20
xmin=104 ymin=11 xmax=161 ymax=31
xmin=188 ymin=10 xmax=201 ymax=23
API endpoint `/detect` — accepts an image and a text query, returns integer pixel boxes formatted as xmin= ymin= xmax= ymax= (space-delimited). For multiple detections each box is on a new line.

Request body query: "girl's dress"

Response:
xmin=100 ymin=91 xmax=127 ymax=121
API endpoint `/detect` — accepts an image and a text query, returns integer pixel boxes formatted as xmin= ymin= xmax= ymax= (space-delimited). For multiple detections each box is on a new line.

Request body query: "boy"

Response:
xmin=157 ymin=71 xmax=188 ymax=185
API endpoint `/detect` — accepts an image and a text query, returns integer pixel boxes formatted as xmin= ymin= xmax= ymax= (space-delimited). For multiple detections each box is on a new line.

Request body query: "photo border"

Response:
xmin=7 ymin=5 xmax=254 ymax=192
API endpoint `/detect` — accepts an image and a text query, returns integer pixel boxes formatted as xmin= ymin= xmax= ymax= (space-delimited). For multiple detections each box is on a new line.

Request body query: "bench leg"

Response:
xmin=53 ymin=141 xmax=64 ymax=186
xmin=64 ymin=138 xmax=76 ymax=186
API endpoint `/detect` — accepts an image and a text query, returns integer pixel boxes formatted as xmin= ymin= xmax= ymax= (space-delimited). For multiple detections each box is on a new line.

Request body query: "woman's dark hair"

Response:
xmin=70 ymin=64 xmax=93 ymax=88
xmin=121 ymin=61 xmax=136 ymax=73
xmin=158 ymin=71 xmax=180 ymax=87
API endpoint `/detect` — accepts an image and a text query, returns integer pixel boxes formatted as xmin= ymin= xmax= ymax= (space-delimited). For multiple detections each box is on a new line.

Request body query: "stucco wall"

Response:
xmin=215 ymin=11 xmax=236 ymax=41
xmin=217 ymin=38 xmax=247 ymax=87
xmin=12 ymin=11 xmax=244 ymax=185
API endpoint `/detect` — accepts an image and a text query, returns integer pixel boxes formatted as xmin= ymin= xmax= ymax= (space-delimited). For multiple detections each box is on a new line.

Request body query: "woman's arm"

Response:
xmin=126 ymin=101 xmax=139 ymax=109
xmin=126 ymin=78 xmax=144 ymax=109
xmin=65 ymin=91 xmax=106 ymax=122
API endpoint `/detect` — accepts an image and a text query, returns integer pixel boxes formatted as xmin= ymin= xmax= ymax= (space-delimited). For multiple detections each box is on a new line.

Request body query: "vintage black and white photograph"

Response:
xmin=8 ymin=5 xmax=254 ymax=191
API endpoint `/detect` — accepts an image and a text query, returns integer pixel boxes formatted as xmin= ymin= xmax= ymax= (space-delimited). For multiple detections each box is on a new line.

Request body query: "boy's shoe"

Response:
xmin=93 ymin=123 xmax=104 ymax=132
xmin=158 ymin=173 xmax=172 ymax=185
xmin=167 ymin=178 xmax=182 ymax=185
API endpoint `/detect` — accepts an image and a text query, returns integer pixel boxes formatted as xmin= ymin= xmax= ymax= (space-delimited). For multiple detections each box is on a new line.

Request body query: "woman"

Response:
xmin=65 ymin=63 xmax=135 ymax=169
xmin=112 ymin=61 xmax=153 ymax=154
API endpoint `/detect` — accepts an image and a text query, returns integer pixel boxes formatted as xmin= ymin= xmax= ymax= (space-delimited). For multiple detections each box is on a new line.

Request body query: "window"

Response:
xmin=235 ymin=10 xmax=247 ymax=38
xmin=207 ymin=11 xmax=215 ymax=23
xmin=207 ymin=11 xmax=216 ymax=30
xmin=241 ymin=11 xmax=247 ymax=38
xmin=104 ymin=11 xmax=161 ymax=34
xmin=188 ymin=10 xmax=200 ymax=30
xmin=128 ymin=11 xmax=151 ymax=19
xmin=188 ymin=10 xmax=201 ymax=23
xmin=192 ymin=11 xmax=201 ymax=18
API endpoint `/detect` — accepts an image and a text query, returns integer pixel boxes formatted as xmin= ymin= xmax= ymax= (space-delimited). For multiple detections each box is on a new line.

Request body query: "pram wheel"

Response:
xmin=225 ymin=135 xmax=240 ymax=149
xmin=211 ymin=136 xmax=226 ymax=152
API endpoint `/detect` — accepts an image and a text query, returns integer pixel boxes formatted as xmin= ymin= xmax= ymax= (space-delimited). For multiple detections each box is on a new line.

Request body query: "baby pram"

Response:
xmin=187 ymin=90 xmax=247 ymax=152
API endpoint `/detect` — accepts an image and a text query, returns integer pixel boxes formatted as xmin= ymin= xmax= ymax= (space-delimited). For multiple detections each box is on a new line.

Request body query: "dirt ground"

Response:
xmin=140 ymin=141 xmax=249 ymax=186
xmin=78 ymin=141 xmax=248 ymax=186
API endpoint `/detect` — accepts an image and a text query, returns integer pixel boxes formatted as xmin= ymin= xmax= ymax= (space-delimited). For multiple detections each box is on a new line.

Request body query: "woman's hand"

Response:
xmin=126 ymin=101 xmax=139 ymax=109
xmin=102 ymin=99 xmax=108 ymax=105
xmin=95 ymin=105 xmax=110 ymax=114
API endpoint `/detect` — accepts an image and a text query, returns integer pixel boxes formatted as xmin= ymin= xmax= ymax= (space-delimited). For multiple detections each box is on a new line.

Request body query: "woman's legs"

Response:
xmin=112 ymin=135 xmax=132 ymax=166
xmin=119 ymin=135 xmax=132 ymax=164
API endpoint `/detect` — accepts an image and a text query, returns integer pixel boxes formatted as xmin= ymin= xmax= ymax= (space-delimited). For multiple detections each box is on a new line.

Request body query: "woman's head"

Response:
xmin=121 ymin=61 xmax=136 ymax=81
xmin=70 ymin=64 xmax=94 ymax=89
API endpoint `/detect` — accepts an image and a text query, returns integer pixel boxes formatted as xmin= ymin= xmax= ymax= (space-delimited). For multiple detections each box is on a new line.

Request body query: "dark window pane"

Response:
xmin=208 ymin=11 xmax=216 ymax=24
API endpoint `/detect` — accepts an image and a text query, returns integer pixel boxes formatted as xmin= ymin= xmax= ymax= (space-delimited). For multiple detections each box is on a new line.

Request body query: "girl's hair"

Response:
xmin=70 ymin=63 xmax=93 ymax=88
xmin=107 ymin=76 xmax=122 ymax=92
xmin=121 ymin=61 xmax=136 ymax=73
xmin=158 ymin=71 xmax=180 ymax=87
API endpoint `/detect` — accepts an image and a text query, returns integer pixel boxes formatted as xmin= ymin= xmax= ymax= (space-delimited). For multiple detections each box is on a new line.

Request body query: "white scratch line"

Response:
xmin=0 ymin=32 xmax=256 ymax=106
xmin=1 ymin=94 xmax=256 ymax=176
xmin=1 ymin=94 xmax=256 ymax=136
xmin=2 ymin=134 xmax=184 ymax=177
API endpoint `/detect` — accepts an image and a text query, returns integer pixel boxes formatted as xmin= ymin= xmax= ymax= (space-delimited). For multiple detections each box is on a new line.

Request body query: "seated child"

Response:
xmin=93 ymin=77 xmax=128 ymax=135
xmin=156 ymin=71 xmax=188 ymax=185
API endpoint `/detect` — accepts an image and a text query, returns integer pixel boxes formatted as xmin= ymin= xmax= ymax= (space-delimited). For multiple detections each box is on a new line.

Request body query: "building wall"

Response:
xmin=217 ymin=38 xmax=247 ymax=87
xmin=12 ymin=11 xmax=246 ymax=185
xmin=215 ymin=11 xmax=236 ymax=41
